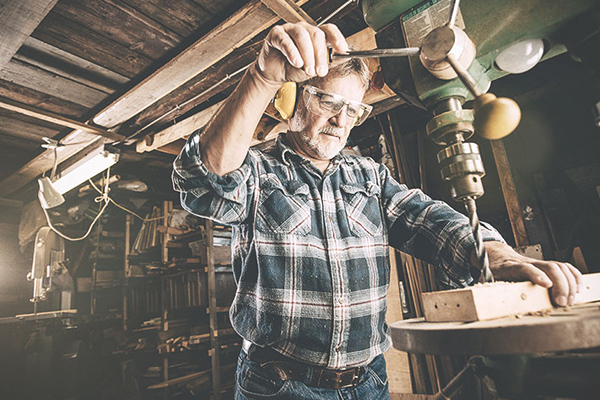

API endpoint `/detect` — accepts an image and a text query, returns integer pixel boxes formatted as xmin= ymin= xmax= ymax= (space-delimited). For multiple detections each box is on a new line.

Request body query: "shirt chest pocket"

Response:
xmin=341 ymin=182 xmax=383 ymax=237
xmin=256 ymin=174 xmax=311 ymax=235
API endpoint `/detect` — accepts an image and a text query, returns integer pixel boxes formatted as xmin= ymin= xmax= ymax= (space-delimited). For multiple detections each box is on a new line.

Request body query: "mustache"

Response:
xmin=319 ymin=126 xmax=345 ymax=137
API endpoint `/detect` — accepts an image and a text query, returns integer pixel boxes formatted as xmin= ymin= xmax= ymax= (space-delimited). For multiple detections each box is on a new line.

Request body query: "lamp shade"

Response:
xmin=38 ymin=177 xmax=65 ymax=209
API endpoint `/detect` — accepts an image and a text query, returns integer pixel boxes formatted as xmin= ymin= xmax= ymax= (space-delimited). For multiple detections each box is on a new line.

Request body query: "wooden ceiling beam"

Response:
xmin=0 ymin=0 xmax=58 ymax=71
xmin=92 ymin=0 xmax=309 ymax=129
xmin=260 ymin=0 xmax=316 ymax=24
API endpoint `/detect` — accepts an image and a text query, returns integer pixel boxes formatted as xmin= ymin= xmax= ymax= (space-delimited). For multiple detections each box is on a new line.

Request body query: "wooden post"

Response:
xmin=206 ymin=220 xmax=222 ymax=400
xmin=123 ymin=214 xmax=131 ymax=331
xmin=385 ymin=248 xmax=413 ymax=394
xmin=490 ymin=140 xmax=529 ymax=247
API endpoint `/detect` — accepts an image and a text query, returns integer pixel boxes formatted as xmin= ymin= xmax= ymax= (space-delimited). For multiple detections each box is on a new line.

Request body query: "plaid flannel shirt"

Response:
xmin=173 ymin=131 xmax=504 ymax=368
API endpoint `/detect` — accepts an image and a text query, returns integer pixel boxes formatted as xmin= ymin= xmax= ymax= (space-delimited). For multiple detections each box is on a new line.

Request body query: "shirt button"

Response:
xmin=333 ymin=253 xmax=339 ymax=260
xmin=335 ymin=346 xmax=341 ymax=352
xmin=338 ymin=298 xmax=344 ymax=305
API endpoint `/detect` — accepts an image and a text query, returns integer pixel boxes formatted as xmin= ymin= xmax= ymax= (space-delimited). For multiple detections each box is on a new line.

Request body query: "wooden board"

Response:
xmin=0 ymin=59 xmax=107 ymax=108
xmin=33 ymin=11 xmax=152 ymax=78
xmin=422 ymin=272 xmax=600 ymax=322
xmin=0 ymin=0 xmax=58 ymax=71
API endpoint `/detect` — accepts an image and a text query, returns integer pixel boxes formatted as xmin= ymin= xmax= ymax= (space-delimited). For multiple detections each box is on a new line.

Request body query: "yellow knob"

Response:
xmin=473 ymin=93 xmax=521 ymax=140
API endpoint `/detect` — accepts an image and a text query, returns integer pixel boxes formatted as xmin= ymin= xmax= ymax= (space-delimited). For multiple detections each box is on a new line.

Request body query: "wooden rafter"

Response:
xmin=260 ymin=0 xmax=316 ymax=24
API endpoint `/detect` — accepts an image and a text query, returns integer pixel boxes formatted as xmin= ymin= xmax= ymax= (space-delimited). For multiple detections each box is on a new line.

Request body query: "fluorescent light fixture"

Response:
xmin=495 ymin=39 xmax=544 ymax=74
xmin=52 ymin=145 xmax=119 ymax=195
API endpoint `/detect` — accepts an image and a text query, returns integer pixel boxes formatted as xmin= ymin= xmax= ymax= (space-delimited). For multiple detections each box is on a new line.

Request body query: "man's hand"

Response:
xmin=476 ymin=241 xmax=583 ymax=306
xmin=255 ymin=22 xmax=349 ymax=85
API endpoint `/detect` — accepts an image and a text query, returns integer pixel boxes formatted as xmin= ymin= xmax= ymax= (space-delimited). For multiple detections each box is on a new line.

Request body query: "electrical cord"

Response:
xmin=87 ymin=177 xmax=166 ymax=222
xmin=42 ymin=168 xmax=111 ymax=242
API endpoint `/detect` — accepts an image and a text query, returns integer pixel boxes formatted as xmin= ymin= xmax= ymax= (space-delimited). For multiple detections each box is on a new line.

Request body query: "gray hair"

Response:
xmin=305 ymin=57 xmax=371 ymax=91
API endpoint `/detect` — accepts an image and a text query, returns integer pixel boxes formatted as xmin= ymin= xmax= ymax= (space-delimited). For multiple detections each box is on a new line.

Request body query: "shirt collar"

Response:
xmin=276 ymin=132 xmax=346 ymax=167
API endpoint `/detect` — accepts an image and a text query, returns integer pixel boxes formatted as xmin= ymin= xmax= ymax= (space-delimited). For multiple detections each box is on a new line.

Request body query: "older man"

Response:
xmin=173 ymin=22 xmax=582 ymax=400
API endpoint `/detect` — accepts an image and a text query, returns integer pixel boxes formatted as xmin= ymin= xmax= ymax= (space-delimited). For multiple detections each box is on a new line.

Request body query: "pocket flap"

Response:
xmin=341 ymin=181 xmax=380 ymax=197
xmin=285 ymin=180 xmax=310 ymax=196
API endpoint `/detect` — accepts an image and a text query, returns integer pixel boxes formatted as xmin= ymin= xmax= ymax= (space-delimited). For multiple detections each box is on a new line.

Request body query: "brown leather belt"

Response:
xmin=243 ymin=341 xmax=366 ymax=390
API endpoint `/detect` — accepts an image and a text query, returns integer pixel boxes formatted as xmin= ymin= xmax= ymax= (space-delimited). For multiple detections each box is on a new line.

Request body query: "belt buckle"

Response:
xmin=338 ymin=367 xmax=363 ymax=389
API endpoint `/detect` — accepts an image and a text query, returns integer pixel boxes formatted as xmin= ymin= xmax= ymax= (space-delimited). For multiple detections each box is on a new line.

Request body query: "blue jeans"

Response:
xmin=235 ymin=350 xmax=390 ymax=400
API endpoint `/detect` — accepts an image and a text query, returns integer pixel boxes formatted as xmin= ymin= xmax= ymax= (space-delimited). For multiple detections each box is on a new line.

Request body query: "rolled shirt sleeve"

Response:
xmin=172 ymin=129 xmax=255 ymax=225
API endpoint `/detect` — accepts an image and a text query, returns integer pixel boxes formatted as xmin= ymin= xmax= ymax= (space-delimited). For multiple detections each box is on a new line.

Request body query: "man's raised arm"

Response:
xmin=197 ymin=22 xmax=349 ymax=175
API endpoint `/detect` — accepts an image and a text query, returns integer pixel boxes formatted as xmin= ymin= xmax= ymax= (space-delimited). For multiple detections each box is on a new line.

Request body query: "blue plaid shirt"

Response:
xmin=173 ymin=131 xmax=504 ymax=368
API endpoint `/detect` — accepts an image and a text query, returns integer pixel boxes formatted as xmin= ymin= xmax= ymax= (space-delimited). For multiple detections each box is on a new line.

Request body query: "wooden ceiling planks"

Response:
xmin=0 ymin=112 xmax=62 ymax=142
xmin=51 ymin=0 xmax=180 ymax=60
xmin=192 ymin=0 xmax=249 ymax=17
xmin=260 ymin=0 xmax=316 ymax=24
xmin=0 ymin=0 xmax=58 ymax=70
xmin=16 ymin=38 xmax=128 ymax=94
xmin=0 ymin=59 xmax=107 ymax=109
xmin=0 ymin=79 xmax=88 ymax=119
xmin=121 ymin=0 xmax=214 ymax=38
xmin=32 ymin=12 xmax=153 ymax=78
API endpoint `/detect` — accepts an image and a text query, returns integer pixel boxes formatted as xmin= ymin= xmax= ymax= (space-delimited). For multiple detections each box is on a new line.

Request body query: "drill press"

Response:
xmin=352 ymin=0 xmax=600 ymax=397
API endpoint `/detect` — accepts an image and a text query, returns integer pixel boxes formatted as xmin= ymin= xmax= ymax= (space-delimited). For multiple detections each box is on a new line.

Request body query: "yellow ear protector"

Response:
xmin=273 ymin=82 xmax=360 ymax=128
xmin=273 ymin=82 xmax=298 ymax=120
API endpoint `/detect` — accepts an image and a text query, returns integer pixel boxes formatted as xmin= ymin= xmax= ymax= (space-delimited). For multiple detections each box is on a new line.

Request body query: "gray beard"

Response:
xmin=299 ymin=126 xmax=346 ymax=160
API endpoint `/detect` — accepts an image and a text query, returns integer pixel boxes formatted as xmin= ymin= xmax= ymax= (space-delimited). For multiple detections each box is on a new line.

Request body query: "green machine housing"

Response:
xmin=361 ymin=0 xmax=599 ymax=109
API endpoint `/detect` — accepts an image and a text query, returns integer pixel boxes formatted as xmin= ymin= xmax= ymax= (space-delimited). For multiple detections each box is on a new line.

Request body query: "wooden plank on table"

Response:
xmin=0 ymin=59 xmax=107 ymax=109
xmin=93 ymin=0 xmax=309 ymax=128
xmin=260 ymin=0 xmax=316 ymax=24
xmin=490 ymin=140 xmax=529 ymax=247
xmin=0 ymin=0 xmax=58 ymax=71
xmin=422 ymin=272 xmax=600 ymax=322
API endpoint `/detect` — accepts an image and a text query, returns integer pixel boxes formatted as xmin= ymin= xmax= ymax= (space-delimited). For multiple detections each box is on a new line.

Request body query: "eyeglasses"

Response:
xmin=302 ymin=85 xmax=372 ymax=127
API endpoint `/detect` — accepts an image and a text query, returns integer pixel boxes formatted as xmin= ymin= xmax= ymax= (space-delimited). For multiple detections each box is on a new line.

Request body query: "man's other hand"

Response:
xmin=474 ymin=241 xmax=583 ymax=306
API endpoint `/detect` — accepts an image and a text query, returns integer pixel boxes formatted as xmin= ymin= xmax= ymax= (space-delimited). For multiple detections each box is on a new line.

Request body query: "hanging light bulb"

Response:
xmin=495 ymin=39 xmax=545 ymax=74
